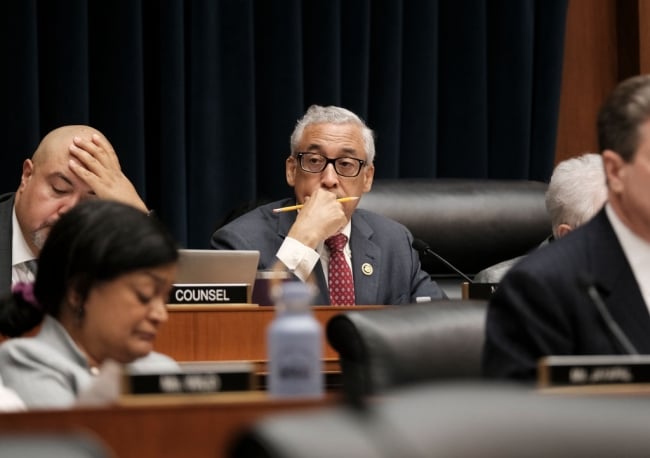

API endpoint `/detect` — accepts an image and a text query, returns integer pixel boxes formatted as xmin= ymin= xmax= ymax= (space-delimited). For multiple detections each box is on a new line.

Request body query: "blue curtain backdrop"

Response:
xmin=2 ymin=0 xmax=568 ymax=249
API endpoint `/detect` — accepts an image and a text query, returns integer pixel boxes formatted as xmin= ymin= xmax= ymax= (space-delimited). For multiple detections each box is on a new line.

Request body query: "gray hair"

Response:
xmin=545 ymin=153 xmax=607 ymax=238
xmin=290 ymin=105 xmax=376 ymax=164
xmin=597 ymin=74 xmax=650 ymax=162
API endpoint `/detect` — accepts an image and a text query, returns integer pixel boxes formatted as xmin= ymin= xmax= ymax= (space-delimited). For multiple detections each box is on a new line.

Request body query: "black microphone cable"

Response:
xmin=578 ymin=273 xmax=639 ymax=355
xmin=412 ymin=238 xmax=474 ymax=284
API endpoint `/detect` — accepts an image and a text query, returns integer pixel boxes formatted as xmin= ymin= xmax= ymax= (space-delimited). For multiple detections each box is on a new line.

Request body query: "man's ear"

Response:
xmin=286 ymin=156 xmax=297 ymax=186
xmin=556 ymin=223 xmax=573 ymax=238
xmin=18 ymin=159 xmax=35 ymax=192
xmin=602 ymin=149 xmax=625 ymax=193
xmin=362 ymin=164 xmax=375 ymax=193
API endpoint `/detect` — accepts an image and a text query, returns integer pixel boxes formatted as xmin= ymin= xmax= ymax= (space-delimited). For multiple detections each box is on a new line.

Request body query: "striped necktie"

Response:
xmin=24 ymin=260 xmax=37 ymax=276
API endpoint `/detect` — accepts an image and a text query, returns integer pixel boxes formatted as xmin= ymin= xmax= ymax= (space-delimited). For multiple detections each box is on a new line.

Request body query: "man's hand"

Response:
xmin=287 ymin=189 xmax=349 ymax=248
xmin=67 ymin=133 xmax=148 ymax=212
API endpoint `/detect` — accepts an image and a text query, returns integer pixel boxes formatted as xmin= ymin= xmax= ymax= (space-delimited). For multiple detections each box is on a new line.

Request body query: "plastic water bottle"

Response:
xmin=267 ymin=281 xmax=323 ymax=398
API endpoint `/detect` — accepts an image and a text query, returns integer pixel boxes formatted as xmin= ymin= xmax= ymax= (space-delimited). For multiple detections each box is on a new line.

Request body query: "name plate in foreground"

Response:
xmin=123 ymin=362 xmax=255 ymax=395
xmin=538 ymin=355 xmax=650 ymax=387
xmin=170 ymin=283 xmax=248 ymax=304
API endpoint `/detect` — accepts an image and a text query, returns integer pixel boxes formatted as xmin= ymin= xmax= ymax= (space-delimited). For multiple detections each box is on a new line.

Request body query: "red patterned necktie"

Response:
xmin=325 ymin=234 xmax=355 ymax=306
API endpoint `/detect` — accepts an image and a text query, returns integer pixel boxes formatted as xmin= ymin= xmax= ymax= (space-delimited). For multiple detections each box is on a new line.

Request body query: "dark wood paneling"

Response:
xmin=555 ymin=0 xmax=649 ymax=165
xmin=555 ymin=0 xmax=619 ymax=164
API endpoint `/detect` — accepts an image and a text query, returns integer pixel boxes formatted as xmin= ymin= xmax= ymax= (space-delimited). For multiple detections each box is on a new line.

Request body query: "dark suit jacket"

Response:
xmin=483 ymin=208 xmax=650 ymax=382
xmin=0 ymin=193 xmax=15 ymax=298
xmin=210 ymin=198 xmax=445 ymax=305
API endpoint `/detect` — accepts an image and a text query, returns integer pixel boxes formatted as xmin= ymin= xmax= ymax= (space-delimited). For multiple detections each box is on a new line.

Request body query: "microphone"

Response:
xmin=412 ymin=238 xmax=473 ymax=284
xmin=578 ymin=273 xmax=639 ymax=355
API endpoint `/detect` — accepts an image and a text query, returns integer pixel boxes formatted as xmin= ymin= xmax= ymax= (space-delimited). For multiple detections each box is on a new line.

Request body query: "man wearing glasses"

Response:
xmin=210 ymin=105 xmax=445 ymax=305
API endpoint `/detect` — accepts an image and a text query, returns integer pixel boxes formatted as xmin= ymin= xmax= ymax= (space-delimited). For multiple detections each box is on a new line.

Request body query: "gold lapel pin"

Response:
xmin=361 ymin=263 xmax=373 ymax=276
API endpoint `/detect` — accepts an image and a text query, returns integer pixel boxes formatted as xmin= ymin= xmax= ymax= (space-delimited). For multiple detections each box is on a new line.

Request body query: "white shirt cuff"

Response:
xmin=276 ymin=237 xmax=320 ymax=282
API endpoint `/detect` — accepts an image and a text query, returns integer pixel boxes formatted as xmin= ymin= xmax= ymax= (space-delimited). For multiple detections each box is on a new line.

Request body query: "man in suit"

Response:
xmin=473 ymin=153 xmax=607 ymax=283
xmin=1 ymin=125 xmax=149 ymax=298
xmin=483 ymin=74 xmax=650 ymax=381
xmin=211 ymin=105 xmax=445 ymax=305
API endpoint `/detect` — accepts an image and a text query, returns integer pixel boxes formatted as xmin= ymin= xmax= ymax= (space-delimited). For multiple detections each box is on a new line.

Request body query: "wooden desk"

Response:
xmin=0 ymin=393 xmax=336 ymax=458
xmin=155 ymin=305 xmax=384 ymax=362
xmin=2 ymin=305 xmax=385 ymax=361
xmin=2 ymin=306 xmax=382 ymax=390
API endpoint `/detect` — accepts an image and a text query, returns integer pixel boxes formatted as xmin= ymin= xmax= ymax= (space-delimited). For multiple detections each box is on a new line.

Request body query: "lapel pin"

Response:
xmin=361 ymin=263 xmax=373 ymax=276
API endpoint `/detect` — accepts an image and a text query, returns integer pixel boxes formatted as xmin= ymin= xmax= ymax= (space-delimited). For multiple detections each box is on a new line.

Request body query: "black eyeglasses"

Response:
xmin=296 ymin=152 xmax=366 ymax=177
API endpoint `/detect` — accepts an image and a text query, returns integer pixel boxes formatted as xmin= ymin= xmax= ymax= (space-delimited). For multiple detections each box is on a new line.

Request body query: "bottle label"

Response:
xmin=268 ymin=342 xmax=323 ymax=397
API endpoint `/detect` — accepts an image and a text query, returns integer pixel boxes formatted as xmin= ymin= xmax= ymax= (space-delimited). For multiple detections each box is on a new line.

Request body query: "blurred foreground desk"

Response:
xmin=156 ymin=305 xmax=385 ymax=361
xmin=539 ymin=384 xmax=650 ymax=396
xmin=155 ymin=305 xmax=384 ymax=390
xmin=537 ymin=355 xmax=650 ymax=396
xmin=0 ymin=393 xmax=336 ymax=458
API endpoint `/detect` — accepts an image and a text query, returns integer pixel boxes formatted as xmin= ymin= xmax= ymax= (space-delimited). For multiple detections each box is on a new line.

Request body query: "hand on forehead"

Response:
xmin=33 ymin=125 xmax=104 ymax=164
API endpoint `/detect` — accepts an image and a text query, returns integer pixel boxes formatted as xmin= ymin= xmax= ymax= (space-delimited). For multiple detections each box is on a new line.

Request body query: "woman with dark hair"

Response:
xmin=0 ymin=199 xmax=179 ymax=408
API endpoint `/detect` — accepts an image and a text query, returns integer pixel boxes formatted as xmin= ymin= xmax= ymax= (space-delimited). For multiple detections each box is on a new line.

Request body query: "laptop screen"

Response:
xmin=173 ymin=249 xmax=260 ymax=304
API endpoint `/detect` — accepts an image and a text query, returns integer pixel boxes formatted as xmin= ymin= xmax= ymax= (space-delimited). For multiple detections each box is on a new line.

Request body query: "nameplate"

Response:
xmin=538 ymin=355 xmax=650 ymax=387
xmin=170 ymin=283 xmax=248 ymax=304
xmin=462 ymin=282 xmax=498 ymax=300
xmin=123 ymin=362 xmax=255 ymax=395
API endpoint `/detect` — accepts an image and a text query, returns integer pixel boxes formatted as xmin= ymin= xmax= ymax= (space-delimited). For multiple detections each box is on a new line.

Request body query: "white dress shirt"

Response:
xmin=606 ymin=204 xmax=650 ymax=313
xmin=276 ymin=220 xmax=353 ymax=286
xmin=11 ymin=206 xmax=36 ymax=286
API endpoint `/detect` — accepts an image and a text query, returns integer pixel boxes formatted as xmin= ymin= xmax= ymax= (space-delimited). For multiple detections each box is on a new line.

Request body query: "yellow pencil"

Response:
xmin=272 ymin=196 xmax=360 ymax=213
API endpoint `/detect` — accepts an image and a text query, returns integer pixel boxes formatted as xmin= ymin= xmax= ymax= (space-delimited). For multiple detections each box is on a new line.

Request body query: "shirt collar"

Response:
xmin=316 ymin=220 xmax=352 ymax=254
xmin=605 ymin=204 xmax=650 ymax=307
xmin=606 ymin=203 xmax=650 ymax=257
xmin=11 ymin=205 xmax=36 ymax=267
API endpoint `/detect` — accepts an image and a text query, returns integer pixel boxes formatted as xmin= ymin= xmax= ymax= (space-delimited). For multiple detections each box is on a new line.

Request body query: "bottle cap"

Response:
xmin=271 ymin=281 xmax=316 ymax=311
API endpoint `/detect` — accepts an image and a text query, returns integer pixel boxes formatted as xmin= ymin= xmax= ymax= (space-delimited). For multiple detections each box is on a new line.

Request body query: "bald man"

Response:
xmin=1 ymin=125 xmax=149 ymax=297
